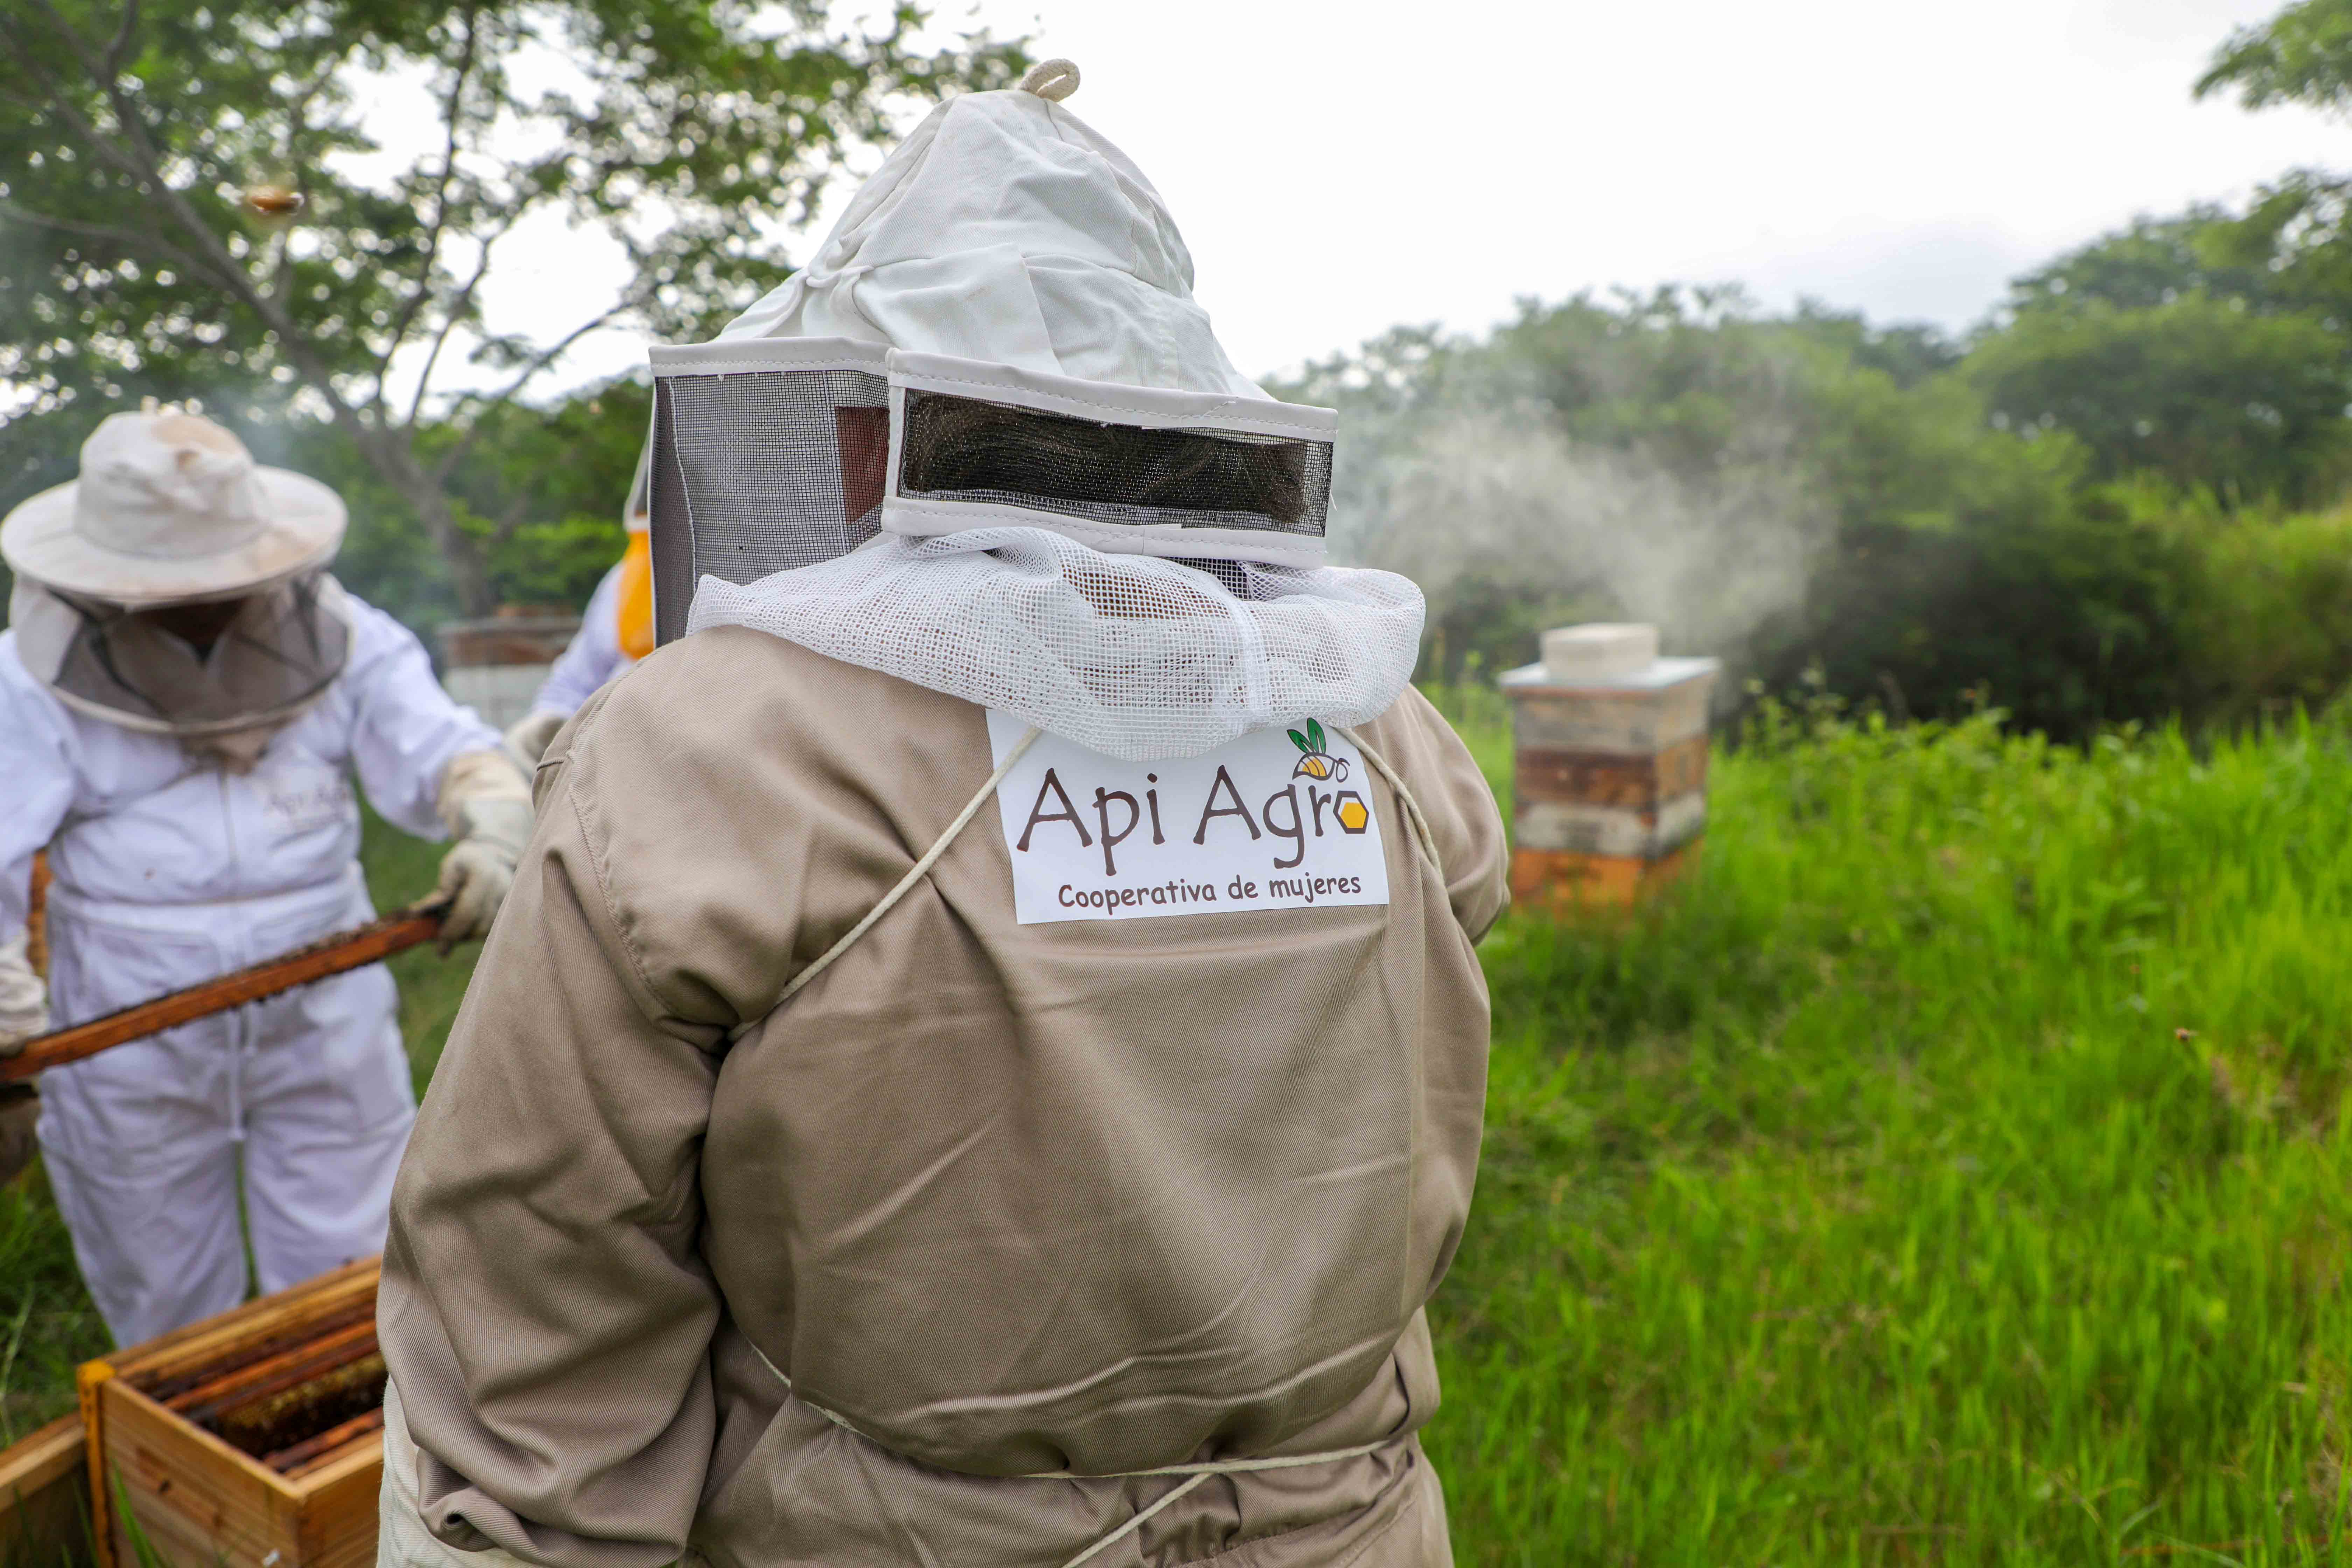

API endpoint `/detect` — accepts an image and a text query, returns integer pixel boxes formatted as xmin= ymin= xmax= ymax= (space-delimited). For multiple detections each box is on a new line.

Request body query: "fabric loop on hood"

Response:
xmin=1016 ymin=58 xmax=1080 ymax=100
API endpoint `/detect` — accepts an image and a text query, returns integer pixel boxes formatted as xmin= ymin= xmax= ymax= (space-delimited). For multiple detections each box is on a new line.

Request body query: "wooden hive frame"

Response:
xmin=77 ymin=1256 xmax=384 ymax=1568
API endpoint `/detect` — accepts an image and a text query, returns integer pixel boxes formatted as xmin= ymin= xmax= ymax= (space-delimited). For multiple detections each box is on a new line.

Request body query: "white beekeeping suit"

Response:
xmin=503 ymin=449 xmax=654 ymax=766
xmin=0 ymin=410 xmax=532 ymax=1346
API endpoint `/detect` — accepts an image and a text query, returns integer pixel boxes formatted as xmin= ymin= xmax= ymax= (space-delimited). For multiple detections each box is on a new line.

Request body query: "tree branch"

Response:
xmin=493 ymin=491 xmax=536 ymax=544
xmin=428 ymin=301 xmax=631 ymax=484
xmin=0 ymin=201 xmax=222 ymax=288
xmin=14 ymin=0 xmax=383 ymax=449
xmin=374 ymin=4 xmax=485 ymax=404
xmin=401 ymin=219 xmax=514 ymax=429
xmin=101 ymin=0 xmax=138 ymax=81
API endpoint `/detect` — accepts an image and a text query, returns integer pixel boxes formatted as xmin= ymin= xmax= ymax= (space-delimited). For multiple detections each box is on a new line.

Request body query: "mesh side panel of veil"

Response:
xmin=651 ymin=366 xmax=889 ymax=645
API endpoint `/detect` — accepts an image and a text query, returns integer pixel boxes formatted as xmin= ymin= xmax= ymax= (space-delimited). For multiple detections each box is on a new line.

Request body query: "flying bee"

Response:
xmin=242 ymin=184 xmax=306 ymax=227
xmin=1288 ymin=719 xmax=1350 ymax=783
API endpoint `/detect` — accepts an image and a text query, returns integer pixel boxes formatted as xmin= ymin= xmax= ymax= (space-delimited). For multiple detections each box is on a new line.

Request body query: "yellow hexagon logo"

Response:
xmin=1335 ymin=795 xmax=1370 ymax=834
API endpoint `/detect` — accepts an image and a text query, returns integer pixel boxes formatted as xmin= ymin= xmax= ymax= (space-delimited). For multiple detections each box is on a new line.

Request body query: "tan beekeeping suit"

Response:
xmin=379 ymin=625 xmax=1508 ymax=1568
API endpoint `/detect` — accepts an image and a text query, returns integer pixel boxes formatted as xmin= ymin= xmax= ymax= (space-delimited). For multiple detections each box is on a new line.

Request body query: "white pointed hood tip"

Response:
xmin=719 ymin=63 xmax=1267 ymax=400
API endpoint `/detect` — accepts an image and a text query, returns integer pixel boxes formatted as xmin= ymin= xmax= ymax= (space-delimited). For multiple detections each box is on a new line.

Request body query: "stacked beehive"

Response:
xmin=1503 ymin=623 xmax=1719 ymax=911
xmin=76 ymin=1256 xmax=385 ymax=1567
xmin=436 ymin=606 xmax=581 ymax=732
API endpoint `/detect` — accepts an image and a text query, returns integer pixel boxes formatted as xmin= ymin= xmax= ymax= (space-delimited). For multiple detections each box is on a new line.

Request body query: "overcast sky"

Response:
xmin=433 ymin=0 xmax=2346 ymax=394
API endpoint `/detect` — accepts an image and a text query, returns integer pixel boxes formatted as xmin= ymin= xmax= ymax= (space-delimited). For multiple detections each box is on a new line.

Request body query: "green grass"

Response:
xmin=1428 ymin=700 xmax=2352 ymax=1564
xmin=6 ymin=706 xmax=2352 ymax=1564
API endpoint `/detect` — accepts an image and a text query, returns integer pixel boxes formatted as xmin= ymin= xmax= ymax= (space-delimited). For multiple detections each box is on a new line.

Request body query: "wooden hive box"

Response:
xmin=1503 ymin=639 xmax=1721 ymax=912
xmin=77 ymin=1256 xmax=384 ymax=1568
xmin=0 ymin=1412 xmax=90 ymax=1559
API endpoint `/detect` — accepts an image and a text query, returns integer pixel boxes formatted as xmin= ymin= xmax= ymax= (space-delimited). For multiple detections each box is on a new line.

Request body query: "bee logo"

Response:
xmin=1287 ymin=719 xmax=1351 ymax=784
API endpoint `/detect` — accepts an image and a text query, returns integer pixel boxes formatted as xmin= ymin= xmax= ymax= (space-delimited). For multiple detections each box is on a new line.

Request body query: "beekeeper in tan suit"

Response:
xmin=378 ymin=61 xmax=1507 ymax=1568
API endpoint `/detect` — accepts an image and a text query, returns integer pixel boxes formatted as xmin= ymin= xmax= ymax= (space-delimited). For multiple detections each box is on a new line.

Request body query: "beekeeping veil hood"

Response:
xmin=3 ymin=410 xmax=350 ymax=764
xmin=653 ymin=61 xmax=1424 ymax=761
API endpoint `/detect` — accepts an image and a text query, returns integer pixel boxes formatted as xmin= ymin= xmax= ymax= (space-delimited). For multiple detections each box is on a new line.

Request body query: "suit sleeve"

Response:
xmin=378 ymin=702 xmax=725 ymax=1568
xmin=1373 ymin=689 xmax=1511 ymax=943
xmin=339 ymin=594 xmax=505 ymax=839
xmin=0 ymin=649 xmax=78 ymax=943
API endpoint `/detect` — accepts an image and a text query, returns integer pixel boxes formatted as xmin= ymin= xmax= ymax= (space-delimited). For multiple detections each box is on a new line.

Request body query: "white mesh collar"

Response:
xmin=685 ymin=527 xmax=1423 ymax=763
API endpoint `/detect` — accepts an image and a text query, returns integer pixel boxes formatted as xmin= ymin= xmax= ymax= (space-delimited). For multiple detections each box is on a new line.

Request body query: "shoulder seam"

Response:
xmin=564 ymin=748 xmax=711 ymax=1047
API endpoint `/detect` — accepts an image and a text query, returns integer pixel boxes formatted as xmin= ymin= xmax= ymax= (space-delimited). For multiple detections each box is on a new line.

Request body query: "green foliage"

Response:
xmin=1975 ymin=203 xmax=2352 ymax=506
xmin=2200 ymin=0 xmax=2352 ymax=115
xmin=2003 ymin=208 xmax=2295 ymax=314
xmin=0 ymin=1164 xmax=102 ymax=1446
xmin=1289 ymin=289 xmax=2215 ymax=738
xmin=1284 ymin=291 xmax=1991 ymax=684
xmin=0 ymin=0 xmax=1026 ymax=611
xmin=1970 ymin=293 xmax=2352 ymax=504
xmin=2161 ymin=492 xmax=2352 ymax=724
xmin=1433 ymin=702 xmax=2352 ymax=1563
xmin=1765 ymin=480 xmax=2200 ymax=735
xmin=299 ymin=378 xmax=652 ymax=630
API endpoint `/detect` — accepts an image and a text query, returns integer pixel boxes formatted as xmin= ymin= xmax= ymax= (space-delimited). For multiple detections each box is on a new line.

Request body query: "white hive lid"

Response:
xmin=1540 ymin=623 xmax=1659 ymax=682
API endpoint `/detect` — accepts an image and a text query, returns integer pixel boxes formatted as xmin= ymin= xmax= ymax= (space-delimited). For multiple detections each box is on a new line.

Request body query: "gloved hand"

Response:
xmin=0 ymin=929 xmax=44 ymax=1048
xmin=503 ymin=709 xmax=568 ymax=771
xmin=433 ymin=751 xmax=535 ymax=951
xmin=0 ymin=929 xmax=47 ymax=1186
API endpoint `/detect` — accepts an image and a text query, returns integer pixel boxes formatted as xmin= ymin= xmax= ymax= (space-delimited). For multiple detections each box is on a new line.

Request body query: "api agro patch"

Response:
xmin=986 ymin=710 xmax=1390 ymax=925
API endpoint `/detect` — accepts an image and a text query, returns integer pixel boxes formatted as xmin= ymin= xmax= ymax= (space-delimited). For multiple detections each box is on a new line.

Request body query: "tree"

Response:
xmin=1962 ymin=198 xmax=2352 ymax=506
xmin=289 ymin=376 xmax=654 ymax=631
xmin=2201 ymin=0 xmax=2352 ymax=117
xmin=1968 ymin=293 xmax=2352 ymax=502
xmin=2001 ymin=209 xmax=2291 ymax=314
xmin=0 ymin=1 xmax=1025 ymax=614
xmin=2196 ymin=1 xmax=2352 ymax=324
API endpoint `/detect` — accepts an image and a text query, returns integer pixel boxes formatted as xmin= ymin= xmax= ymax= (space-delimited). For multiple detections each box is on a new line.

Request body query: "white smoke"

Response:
xmin=1328 ymin=406 xmax=1831 ymax=668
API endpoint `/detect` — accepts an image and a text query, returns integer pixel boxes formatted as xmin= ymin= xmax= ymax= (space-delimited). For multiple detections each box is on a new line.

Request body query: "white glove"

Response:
xmin=502 ymin=709 xmax=569 ymax=771
xmin=0 ymin=930 xmax=44 ymax=1185
xmin=0 ymin=929 xmax=47 ymax=1055
xmin=432 ymin=752 xmax=534 ymax=949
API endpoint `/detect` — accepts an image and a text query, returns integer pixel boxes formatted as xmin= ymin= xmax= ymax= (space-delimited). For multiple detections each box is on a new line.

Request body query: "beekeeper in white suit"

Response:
xmin=0 ymin=408 xmax=531 ymax=1346
xmin=379 ymin=62 xmax=1506 ymax=1568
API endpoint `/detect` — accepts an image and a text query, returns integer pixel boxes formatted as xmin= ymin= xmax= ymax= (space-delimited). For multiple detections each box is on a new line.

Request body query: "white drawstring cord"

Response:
xmin=1338 ymin=727 xmax=1443 ymax=876
xmin=730 ymin=715 xmax=1424 ymax=1564
xmin=756 ymin=1343 xmax=1398 ymax=1568
xmin=728 ymin=726 xmax=1041 ymax=1042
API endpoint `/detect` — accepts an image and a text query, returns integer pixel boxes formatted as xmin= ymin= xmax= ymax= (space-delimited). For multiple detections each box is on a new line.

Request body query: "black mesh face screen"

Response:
xmin=648 ymin=365 xmax=890 ymax=646
xmin=39 ymin=574 xmax=349 ymax=731
xmin=896 ymin=390 xmax=1331 ymax=537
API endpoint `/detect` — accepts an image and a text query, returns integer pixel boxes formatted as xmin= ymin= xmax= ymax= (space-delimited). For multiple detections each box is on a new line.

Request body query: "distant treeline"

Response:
xmin=6 ymin=0 xmax=2352 ymax=737
xmin=1283 ymin=234 xmax=2352 ymax=740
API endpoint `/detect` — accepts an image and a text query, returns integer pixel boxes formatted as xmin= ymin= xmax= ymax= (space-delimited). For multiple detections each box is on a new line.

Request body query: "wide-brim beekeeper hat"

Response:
xmin=2 ymin=409 xmax=344 ymax=605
